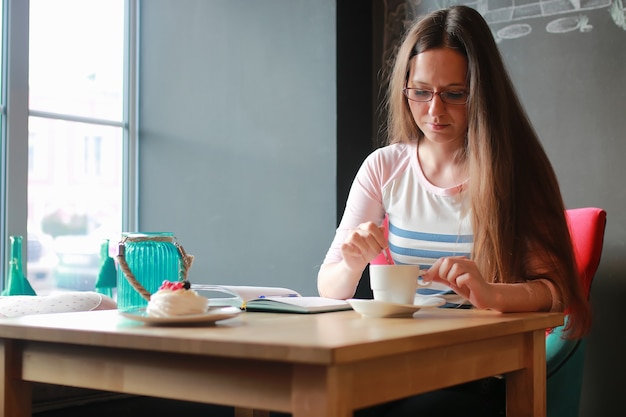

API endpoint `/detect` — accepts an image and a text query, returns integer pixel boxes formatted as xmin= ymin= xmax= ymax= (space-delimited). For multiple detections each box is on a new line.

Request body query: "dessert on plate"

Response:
xmin=146 ymin=280 xmax=209 ymax=317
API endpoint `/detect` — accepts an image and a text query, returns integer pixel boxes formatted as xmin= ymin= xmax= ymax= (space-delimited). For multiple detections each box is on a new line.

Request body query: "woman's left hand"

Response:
xmin=422 ymin=256 xmax=495 ymax=309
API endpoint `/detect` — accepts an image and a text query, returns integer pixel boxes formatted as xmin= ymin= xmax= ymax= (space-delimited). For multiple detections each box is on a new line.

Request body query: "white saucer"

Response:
xmin=120 ymin=306 xmax=242 ymax=325
xmin=347 ymin=297 xmax=445 ymax=318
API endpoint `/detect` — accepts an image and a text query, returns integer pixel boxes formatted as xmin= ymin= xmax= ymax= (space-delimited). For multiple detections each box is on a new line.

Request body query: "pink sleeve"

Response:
xmin=322 ymin=145 xmax=412 ymax=264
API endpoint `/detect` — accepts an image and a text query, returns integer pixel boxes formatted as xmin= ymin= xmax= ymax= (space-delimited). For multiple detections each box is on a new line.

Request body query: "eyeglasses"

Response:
xmin=402 ymin=88 xmax=469 ymax=105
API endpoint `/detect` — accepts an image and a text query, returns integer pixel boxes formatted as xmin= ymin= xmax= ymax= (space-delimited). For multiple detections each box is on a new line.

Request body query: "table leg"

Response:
xmin=506 ymin=330 xmax=547 ymax=417
xmin=291 ymin=364 xmax=352 ymax=417
xmin=0 ymin=340 xmax=31 ymax=417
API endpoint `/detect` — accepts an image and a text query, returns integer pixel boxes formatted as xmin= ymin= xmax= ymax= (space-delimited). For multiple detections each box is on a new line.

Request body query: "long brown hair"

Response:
xmin=385 ymin=5 xmax=590 ymax=338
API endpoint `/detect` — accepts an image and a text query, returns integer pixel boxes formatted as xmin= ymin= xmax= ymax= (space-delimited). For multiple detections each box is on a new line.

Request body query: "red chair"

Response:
xmin=371 ymin=208 xmax=607 ymax=417
xmin=547 ymin=207 xmax=606 ymax=417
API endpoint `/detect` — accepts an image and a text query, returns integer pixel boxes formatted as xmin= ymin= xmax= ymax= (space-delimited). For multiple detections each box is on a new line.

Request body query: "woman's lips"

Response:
xmin=427 ymin=122 xmax=449 ymax=131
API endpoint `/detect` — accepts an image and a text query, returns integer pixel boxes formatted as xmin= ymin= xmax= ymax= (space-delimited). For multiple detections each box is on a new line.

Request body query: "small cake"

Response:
xmin=146 ymin=280 xmax=209 ymax=317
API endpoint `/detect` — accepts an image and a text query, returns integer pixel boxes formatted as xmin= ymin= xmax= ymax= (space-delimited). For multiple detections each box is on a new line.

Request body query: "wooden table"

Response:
xmin=0 ymin=308 xmax=562 ymax=417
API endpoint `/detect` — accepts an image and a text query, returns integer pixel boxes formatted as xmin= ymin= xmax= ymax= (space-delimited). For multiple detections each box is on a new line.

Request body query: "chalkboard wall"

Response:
xmin=401 ymin=2 xmax=626 ymax=416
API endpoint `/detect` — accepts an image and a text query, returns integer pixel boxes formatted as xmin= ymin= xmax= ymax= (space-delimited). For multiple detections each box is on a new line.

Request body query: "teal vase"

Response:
xmin=116 ymin=232 xmax=181 ymax=310
xmin=2 ymin=236 xmax=37 ymax=296
xmin=95 ymin=239 xmax=117 ymax=297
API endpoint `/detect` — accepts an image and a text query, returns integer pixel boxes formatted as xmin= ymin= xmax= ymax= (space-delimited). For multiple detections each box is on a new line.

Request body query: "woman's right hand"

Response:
xmin=340 ymin=222 xmax=388 ymax=272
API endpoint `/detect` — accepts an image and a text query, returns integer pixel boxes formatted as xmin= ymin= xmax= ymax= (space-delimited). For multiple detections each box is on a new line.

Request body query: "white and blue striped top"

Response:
xmin=323 ymin=142 xmax=472 ymax=305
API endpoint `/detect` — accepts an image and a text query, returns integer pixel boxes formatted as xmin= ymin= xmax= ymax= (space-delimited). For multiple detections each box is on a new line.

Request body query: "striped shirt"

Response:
xmin=323 ymin=142 xmax=472 ymax=305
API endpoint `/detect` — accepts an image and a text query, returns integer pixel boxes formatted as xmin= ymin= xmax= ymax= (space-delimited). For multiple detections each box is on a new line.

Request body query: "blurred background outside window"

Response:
xmin=26 ymin=0 xmax=126 ymax=294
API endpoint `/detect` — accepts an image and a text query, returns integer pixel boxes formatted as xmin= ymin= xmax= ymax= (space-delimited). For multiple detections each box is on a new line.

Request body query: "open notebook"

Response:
xmin=191 ymin=284 xmax=352 ymax=314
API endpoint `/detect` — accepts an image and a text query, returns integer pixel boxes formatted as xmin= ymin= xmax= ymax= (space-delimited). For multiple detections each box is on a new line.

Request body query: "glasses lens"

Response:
xmin=403 ymin=89 xmax=433 ymax=102
xmin=403 ymin=88 xmax=468 ymax=105
xmin=440 ymin=91 xmax=468 ymax=105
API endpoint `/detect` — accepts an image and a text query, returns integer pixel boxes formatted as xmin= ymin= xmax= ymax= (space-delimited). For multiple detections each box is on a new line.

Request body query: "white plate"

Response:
xmin=347 ymin=297 xmax=445 ymax=318
xmin=119 ymin=306 xmax=242 ymax=325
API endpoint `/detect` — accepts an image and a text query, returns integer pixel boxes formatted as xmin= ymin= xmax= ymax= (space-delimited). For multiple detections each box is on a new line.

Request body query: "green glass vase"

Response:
xmin=116 ymin=232 xmax=181 ymax=310
xmin=2 ymin=235 xmax=37 ymax=296
xmin=95 ymin=239 xmax=116 ymax=297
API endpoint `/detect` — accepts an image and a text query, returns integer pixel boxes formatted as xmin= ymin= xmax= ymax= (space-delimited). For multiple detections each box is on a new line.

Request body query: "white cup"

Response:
xmin=369 ymin=265 xmax=421 ymax=305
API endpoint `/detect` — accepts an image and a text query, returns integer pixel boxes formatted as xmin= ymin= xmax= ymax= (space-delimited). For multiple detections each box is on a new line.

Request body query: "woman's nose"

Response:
xmin=428 ymin=94 xmax=446 ymax=117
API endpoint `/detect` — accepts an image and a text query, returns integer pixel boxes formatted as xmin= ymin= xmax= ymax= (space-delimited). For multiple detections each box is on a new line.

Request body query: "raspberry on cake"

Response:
xmin=146 ymin=280 xmax=209 ymax=317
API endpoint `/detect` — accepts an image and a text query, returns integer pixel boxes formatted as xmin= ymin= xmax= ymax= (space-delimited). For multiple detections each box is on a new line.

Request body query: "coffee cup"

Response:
xmin=369 ymin=264 xmax=423 ymax=305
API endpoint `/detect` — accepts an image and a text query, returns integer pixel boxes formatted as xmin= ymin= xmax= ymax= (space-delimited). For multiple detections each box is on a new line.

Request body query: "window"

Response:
xmin=1 ymin=0 xmax=138 ymax=295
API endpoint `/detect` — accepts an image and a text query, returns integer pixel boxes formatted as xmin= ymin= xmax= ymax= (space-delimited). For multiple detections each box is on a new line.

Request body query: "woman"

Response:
xmin=318 ymin=5 xmax=591 ymax=416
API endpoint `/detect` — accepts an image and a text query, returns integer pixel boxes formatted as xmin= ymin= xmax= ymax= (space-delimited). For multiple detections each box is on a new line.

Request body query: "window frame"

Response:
xmin=0 ymin=0 xmax=139 ymax=285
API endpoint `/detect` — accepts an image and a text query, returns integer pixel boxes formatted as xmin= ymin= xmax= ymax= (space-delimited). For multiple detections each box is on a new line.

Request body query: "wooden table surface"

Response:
xmin=0 ymin=307 xmax=563 ymax=417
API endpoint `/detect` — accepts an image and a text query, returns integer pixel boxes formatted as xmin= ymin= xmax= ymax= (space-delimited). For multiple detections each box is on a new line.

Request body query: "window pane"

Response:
xmin=29 ymin=0 xmax=125 ymax=121
xmin=27 ymin=0 xmax=125 ymax=295
xmin=28 ymin=117 xmax=122 ymax=295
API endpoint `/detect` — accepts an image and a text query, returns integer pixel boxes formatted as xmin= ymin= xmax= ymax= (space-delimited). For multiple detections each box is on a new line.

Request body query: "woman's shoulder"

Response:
xmin=356 ymin=142 xmax=416 ymax=186
xmin=366 ymin=142 xmax=415 ymax=166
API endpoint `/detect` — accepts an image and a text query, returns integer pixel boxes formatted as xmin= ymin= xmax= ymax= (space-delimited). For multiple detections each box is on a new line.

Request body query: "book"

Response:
xmin=191 ymin=284 xmax=352 ymax=314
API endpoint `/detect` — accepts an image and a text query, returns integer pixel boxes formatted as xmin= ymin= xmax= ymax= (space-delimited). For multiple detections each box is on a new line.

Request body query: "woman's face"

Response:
xmin=406 ymin=48 xmax=469 ymax=148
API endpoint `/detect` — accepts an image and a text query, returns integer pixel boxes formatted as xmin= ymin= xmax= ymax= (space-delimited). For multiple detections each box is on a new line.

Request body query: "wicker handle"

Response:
xmin=116 ymin=237 xmax=194 ymax=301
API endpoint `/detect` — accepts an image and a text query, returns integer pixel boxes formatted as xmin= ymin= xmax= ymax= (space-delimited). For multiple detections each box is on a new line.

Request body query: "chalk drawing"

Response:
xmin=497 ymin=23 xmax=532 ymax=39
xmin=546 ymin=15 xmax=593 ymax=33
xmin=408 ymin=0 xmax=626 ymax=41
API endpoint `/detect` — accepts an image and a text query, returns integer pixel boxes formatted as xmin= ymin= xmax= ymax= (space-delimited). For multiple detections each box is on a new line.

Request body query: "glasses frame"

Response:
xmin=402 ymin=87 xmax=469 ymax=105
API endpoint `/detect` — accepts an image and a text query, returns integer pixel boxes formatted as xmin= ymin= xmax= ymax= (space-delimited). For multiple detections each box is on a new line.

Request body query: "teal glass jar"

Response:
xmin=116 ymin=232 xmax=188 ymax=310
xmin=2 ymin=235 xmax=36 ymax=296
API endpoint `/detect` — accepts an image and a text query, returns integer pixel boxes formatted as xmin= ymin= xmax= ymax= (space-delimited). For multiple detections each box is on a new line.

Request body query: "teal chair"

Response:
xmin=546 ymin=207 xmax=606 ymax=417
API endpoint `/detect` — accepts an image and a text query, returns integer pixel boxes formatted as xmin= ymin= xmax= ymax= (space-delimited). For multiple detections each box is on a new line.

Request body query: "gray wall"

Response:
xmin=138 ymin=0 xmax=336 ymax=296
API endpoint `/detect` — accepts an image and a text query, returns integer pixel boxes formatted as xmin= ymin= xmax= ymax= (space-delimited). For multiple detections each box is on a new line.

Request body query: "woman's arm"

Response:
xmin=318 ymin=149 xmax=399 ymax=299
xmin=317 ymin=262 xmax=362 ymax=299
xmin=423 ymin=256 xmax=560 ymax=312
xmin=488 ymin=280 xmax=555 ymax=312
xmin=318 ymin=223 xmax=387 ymax=299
